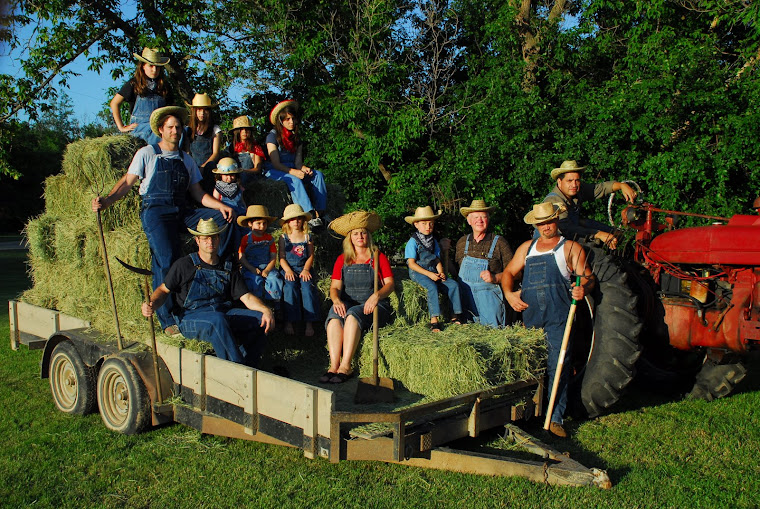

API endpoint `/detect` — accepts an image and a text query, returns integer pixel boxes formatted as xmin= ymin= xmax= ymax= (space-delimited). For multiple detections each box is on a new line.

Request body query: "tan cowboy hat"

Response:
xmin=231 ymin=115 xmax=252 ymax=131
xmin=149 ymin=106 xmax=188 ymax=136
xmin=405 ymin=206 xmax=442 ymax=225
xmin=523 ymin=202 xmax=564 ymax=225
xmin=237 ymin=205 xmax=277 ymax=227
xmin=133 ymin=47 xmax=170 ymax=66
xmin=270 ymin=99 xmax=299 ymax=125
xmin=329 ymin=210 xmax=382 ymax=237
xmin=212 ymin=157 xmax=242 ymax=175
xmin=185 ymin=93 xmax=218 ymax=108
xmin=550 ymin=160 xmax=587 ymax=180
xmin=460 ymin=199 xmax=495 ymax=218
xmin=279 ymin=204 xmax=312 ymax=226
xmin=187 ymin=218 xmax=229 ymax=236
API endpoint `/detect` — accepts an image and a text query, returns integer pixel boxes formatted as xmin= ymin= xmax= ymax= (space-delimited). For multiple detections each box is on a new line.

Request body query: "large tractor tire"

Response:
xmin=573 ymin=242 xmax=643 ymax=417
xmin=49 ymin=341 xmax=97 ymax=415
xmin=687 ymin=358 xmax=747 ymax=402
xmin=97 ymin=356 xmax=151 ymax=435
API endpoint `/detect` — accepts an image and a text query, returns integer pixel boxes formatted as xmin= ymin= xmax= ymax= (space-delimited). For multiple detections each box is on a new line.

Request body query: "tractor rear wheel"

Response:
xmin=572 ymin=242 xmax=643 ymax=417
xmin=97 ymin=357 xmax=151 ymax=435
xmin=49 ymin=341 xmax=97 ymax=415
xmin=687 ymin=358 xmax=747 ymax=401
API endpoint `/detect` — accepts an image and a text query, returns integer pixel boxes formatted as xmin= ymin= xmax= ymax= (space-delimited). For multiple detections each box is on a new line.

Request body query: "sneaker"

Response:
xmin=548 ymin=422 xmax=568 ymax=438
xmin=308 ymin=217 xmax=323 ymax=229
xmin=163 ymin=325 xmax=181 ymax=337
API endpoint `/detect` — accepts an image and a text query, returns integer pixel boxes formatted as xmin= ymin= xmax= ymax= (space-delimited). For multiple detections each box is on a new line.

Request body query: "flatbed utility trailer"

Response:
xmin=9 ymin=300 xmax=611 ymax=488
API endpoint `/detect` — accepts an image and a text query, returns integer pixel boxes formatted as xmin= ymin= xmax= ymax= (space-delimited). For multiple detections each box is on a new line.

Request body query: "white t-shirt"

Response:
xmin=128 ymin=144 xmax=203 ymax=196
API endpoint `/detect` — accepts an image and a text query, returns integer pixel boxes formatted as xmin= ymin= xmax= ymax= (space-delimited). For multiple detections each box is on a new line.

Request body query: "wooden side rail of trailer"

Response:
xmin=8 ymin=300 xmax=611 ymax=488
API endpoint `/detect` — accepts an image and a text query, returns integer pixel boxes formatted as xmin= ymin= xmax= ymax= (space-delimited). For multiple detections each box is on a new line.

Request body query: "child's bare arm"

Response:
xmin=261 ymin=252 xmax=277 ymax=277
xmin=239 ymin=252 xmax=259 ymax=274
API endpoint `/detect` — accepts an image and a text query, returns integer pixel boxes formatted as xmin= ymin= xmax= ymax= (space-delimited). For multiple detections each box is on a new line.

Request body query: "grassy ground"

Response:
xmin=1 ymin=250 xmax=759 ymax=508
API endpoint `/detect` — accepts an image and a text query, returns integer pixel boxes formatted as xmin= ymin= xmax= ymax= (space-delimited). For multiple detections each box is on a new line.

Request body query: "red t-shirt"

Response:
xmin=331 ymin=253 xmax=392 ymax=281
xmin=238 ymin=232 xmax=276 ymax=254
xmin=234 ymin=141 xmax=265 ymax=158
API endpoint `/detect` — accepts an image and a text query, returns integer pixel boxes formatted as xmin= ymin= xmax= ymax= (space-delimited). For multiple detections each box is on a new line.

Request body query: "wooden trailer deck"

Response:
xmin=9 ymin=300 xmax=611 ymax=488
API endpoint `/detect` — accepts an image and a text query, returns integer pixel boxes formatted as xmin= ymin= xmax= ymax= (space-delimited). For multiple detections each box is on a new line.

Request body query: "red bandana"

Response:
xmin=282 ymin=128 xmax=297 ymax=153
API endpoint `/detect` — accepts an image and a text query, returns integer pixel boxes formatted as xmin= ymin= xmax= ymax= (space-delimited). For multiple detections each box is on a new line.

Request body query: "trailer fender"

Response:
xmin=41 ymin=328 xmax=119 ymax=379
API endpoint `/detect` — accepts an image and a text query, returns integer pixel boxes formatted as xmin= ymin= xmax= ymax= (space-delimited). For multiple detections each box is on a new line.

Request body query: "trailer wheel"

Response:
xmin=97 ymin=357 xmax=151 ymax=435
xmin=49 ymin=341 xmax=97 ymax=415
xmin=687 ymin=359 xmax=747 ymax=402
xmin=572 ymin=242 xmax=643 ymax=417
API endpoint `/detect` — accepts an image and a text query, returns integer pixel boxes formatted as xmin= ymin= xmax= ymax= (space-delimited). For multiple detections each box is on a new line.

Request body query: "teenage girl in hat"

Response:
xmin=185 ymin=93 xmax=222 ymax=193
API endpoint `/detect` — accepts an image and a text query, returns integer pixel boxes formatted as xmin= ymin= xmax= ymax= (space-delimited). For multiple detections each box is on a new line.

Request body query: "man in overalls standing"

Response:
xmin=92 ymin=106 xmax=236 ymax=335
xmin=455 ymin=199 xmax=513 ymax=327
xmin=501 ymin=202 xmax=594 ymax=437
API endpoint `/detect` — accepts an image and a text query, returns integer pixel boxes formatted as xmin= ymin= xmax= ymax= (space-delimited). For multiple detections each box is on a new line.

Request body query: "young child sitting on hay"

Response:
xmin=237 ymin=205 xmax=284 ymax=308
xmin=404 ymin=206 xmax=463 ymax=332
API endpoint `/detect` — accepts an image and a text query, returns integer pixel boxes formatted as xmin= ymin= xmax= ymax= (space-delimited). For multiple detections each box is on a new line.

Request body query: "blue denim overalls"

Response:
xmin=281 ymin=234 xmax=320 ymax=322
xmin=187 ymin=128 xmax=216 ymax=193
xmin=173 ymin=253 xmax=264 ymax=366
xmin=139 ymin=145 xmax=233 ymax=329
xmin=458 ymin=235 xmax=506 ymax=327
xmin=537 ymin=191 xmax=614 ymax=239
xmin=408 ymin=239 xmax=462 ymax=319
xmin=129 ymin=91 xmax=164 ymax=145
xmin=325 ymin=260 xmax=391 ymax=332
xmin=241 ymin=232 xmax=284 ymax=300
xmin=263 ymin=132 xmax=327 ymax=212
xmin=521 ymin=237 xmax=572 ymax=425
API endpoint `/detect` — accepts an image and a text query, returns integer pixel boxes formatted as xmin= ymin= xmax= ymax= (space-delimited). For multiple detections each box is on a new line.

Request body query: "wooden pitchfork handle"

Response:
xmin=544 ymin=275 xmax=581 ymax=431
xmin=371 ymin=249 xmax=380 ymax=386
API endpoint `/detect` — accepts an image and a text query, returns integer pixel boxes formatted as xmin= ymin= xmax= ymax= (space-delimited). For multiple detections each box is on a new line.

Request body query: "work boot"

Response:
xmin=548 ymin=422 xmax=568 ymax=438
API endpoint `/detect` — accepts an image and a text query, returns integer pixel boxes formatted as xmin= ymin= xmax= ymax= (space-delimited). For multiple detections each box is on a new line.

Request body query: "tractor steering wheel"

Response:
xmin=607 ymin=180 xmax=642 ymax=228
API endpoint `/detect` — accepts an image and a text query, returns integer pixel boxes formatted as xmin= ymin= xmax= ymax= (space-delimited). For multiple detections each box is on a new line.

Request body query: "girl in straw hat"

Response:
xmin=236 ymin=205 xmax=284 ymax=305
xmin=230 ymin=115 xmax=266 ymax=185
xmin=278 ymin=204 xmax=320 ymax=337
xmin=405 ymin=206 xmax=463 ymax=332
xmin=264 ymin=100 xmax=328 ymax=228
xmin=184 ymin=93 xmax=222 ymax=192
xmin=110 ymin=47 xmax=172 ymax=145
xmin=321 ymin=211 xmax=394 ymax=384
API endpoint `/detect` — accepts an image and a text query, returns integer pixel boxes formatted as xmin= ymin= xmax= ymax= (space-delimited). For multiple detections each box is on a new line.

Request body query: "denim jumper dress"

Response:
xmin=408 ymin=239 xmax=462 ymax=318
xmin=458 ymin=235 xmax=506 ymax=327
xmin=129 ymin=90 xmax=165 ymax=145
xmin=139 ymin=145 xmax=233 ymax=329
xmin=521 ymin=237 xmax=572 ymax=424
xmin=262 ymin=131 xmax=327 ymax=212
xmin=281 ymin=234 xmax=319 ymax=322
xmin=241 ymin=232 xmax=284 ymax=300
xmin=187 ymin=128 xmax=217 ymax=193
xmin=325 ymin=260 xmax=391 ymax=332
xmin=174 ymin=253 xmax=264 ymax=365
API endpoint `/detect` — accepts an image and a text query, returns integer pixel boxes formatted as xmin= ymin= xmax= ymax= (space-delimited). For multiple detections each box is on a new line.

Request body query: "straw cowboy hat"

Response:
xmin=185 ymin=93 xmax=218 ymax=108
xmin=187 ymin=218 xmax=229 ymax=236
xmin=133 ymin=47 xmax=170 ymax=66
xmin=550 ymin=160 xmax=587 ymax=180
xmin=237 ymin=205 xmax=277 ymax=227
xmin=523 ymin=202 xmax=565 ymax=225
xmin=405 ymin=206 xmax=442 ymax=225
xmin=329 ymin=210 xmax=382 ymax=237
xmin=270 ymin=99 xmax=299 ymax=125
xmin=149 ymin=106 xmax=188 ymax=136
xmin=231 ymin=115 xmax=253 ymax=131
xmin=212 ymin=157 xmax=242 ymax=175
xmin=279 ymin=204 xmax=312 ymax=226
xmin=460 ymin=199 xmax=495 ymax=218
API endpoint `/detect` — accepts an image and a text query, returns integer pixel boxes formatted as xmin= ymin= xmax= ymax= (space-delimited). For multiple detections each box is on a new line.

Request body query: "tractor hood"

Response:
xmin=648 ymin=214 xmax=760 ymax=265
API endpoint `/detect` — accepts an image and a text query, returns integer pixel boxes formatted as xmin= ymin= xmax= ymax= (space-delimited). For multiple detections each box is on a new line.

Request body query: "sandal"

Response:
xmin=428 ymin=322 xmax=443 ymax=333
xmin=329 ymin=372 xmax=354 ymax=384
xmin=449 ymin=316 xmax=462 ymax=325
xmin=318 ymin=372 xmax=336 ymax=384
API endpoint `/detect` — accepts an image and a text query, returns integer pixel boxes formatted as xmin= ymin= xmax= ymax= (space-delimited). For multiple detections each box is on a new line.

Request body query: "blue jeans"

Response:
xmin=175 ymin=307 xmax=266 ymax=366
xmin=282 ymin=269 xmax=320 ymax=322
xmin=409 ymin=270 xmax=462 ymax=318
xmin=264 ymin=168 xmax=327 ymax=212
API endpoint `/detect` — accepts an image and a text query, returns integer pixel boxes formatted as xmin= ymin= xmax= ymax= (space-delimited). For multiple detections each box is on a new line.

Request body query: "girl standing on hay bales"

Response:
xmin=110 ymin=48 xmax=172 ymax=145
xmin=264 ymin=100 xmax=328 ymax=229
xmin=230 ymin=115 xmax=266 ymax=186
xmin=321 ymin=211 xmax=394 ymax=384
xmin=184 ymin=93 xmax=222 ymax=193
xmin=405 ymin=206 xmax=463 ymax=332
xmin=278 ymin=204 xmax=320 ymax=337
xmin=213 ymin=157 xmax=247 ymax=249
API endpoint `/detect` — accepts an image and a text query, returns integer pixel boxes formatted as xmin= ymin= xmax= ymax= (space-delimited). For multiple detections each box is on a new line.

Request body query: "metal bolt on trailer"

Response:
xmin=9 ymin=300 xmax=611 ymax=489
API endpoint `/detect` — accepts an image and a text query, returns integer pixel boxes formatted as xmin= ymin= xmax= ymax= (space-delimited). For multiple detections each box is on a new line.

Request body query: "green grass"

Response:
xmin=1 ymin=252 xmax=759 ymax=508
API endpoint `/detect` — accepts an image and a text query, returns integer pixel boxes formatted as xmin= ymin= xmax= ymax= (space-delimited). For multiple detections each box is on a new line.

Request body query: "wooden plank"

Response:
xmin=156 ymin=342 xmax=181 ymax=383
xmin=317 ymin=389 xmax=335 ymax=440
xmin=256 ymin=370 xmax=313 ymax=430
xmin=180 ymin=349 xmax=205 ymax=407
xmin=302 ymin=388 xmax=317 ymax=459
xmin=243 ymin=368 xmax=257 ymax=435
xmin=57 ymin=312 xmax=90 ymax=330
xmin=14 ymin=301 xmax=57 ymax=338
xmin=9 ymin=301 xmax=19 ymax=350
xmin=204 ymin=356 xmax=251 ymax=408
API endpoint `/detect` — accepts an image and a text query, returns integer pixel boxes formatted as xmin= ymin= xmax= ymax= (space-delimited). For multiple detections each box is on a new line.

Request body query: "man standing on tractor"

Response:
xmin=142 ymin=218 xmax=274 ymax=366
xmin=542 ymin=160 xmax=637 ymax=249
xmin=501 ymin=202 xmax=594 ymax=438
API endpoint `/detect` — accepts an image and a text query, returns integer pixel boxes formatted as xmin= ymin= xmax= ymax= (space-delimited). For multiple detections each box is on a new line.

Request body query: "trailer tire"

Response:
xmin=49 ymin=341 xmax=97 ymax=415
xmin=687 ymin=359 xmax=747 ymax=402
xmin=97 ymin=357 xmax=151 ymax=435
xmin=574 ymin=242 xmax=643 ymax=417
